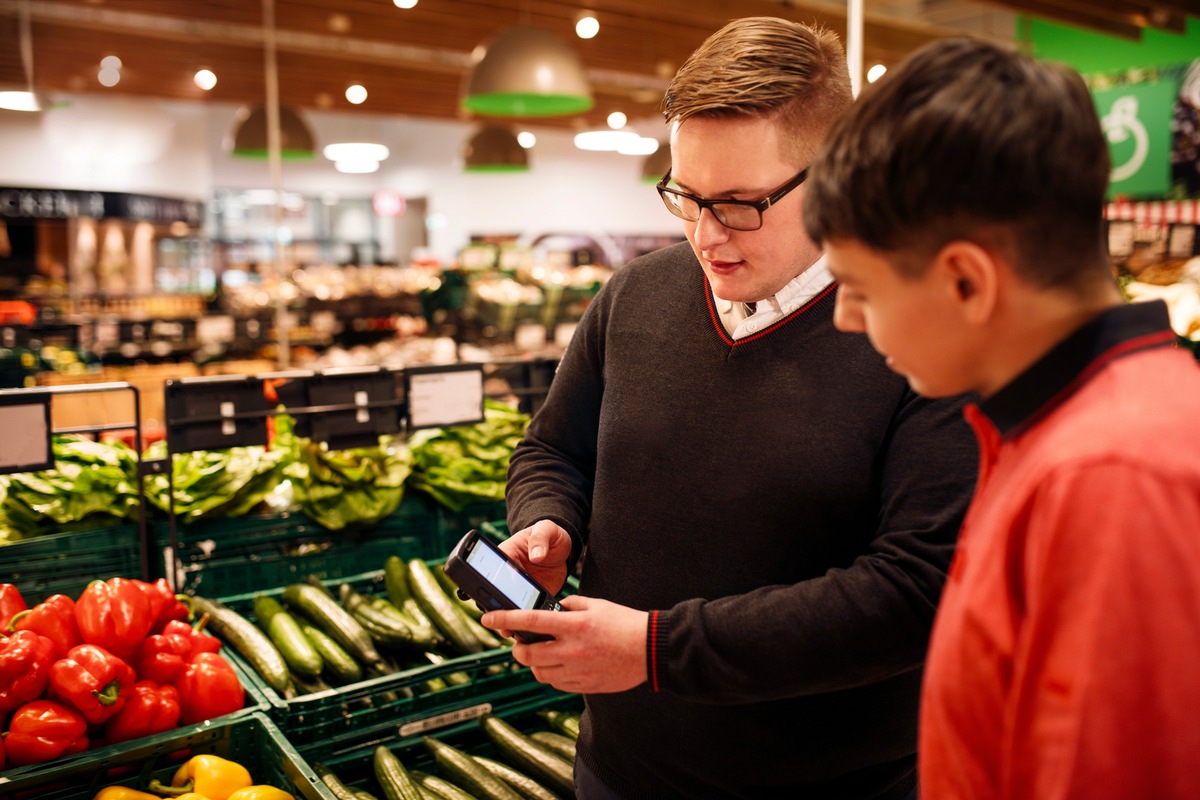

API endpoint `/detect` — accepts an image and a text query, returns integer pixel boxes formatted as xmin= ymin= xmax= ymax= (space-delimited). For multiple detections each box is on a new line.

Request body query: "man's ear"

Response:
xmin=934 ymin=241 xmax=998 ymax=325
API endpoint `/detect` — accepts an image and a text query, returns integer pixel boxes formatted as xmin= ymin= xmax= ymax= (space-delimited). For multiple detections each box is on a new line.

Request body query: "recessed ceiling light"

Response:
xmin=194 ymin=69 xmax=217 ymax=91
xmin=517 ymin=131 xmax=537 ymax=149
xmin=345 ymin=84 xmax=368 ymax=104
xmin=576 ymin=15 xmax=599 ymax=39
xmin=98 ymin=67 xmax=121 ymax=87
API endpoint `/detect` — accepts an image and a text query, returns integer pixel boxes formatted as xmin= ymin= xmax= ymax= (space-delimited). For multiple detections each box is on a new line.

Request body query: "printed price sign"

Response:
xmin=0 ymin=390 xmax=52 ymax=474
xmin=405 ymin=364 xmax=485 ymax=430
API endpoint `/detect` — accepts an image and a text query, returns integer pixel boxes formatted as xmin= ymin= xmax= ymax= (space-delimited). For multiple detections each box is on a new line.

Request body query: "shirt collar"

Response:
xmin=977 ymin=300 xmax=1177 ymax=439
xmin=714 ymin=255 xmax=834 ymax=314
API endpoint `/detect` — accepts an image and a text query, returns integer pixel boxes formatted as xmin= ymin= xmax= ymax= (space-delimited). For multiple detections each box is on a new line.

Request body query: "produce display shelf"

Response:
xmin=0 ymin=521 xmax=141 ymax=600
xmin=0 ymin=648 xmax=268 ymax=784
xmin=306 ymin=689 xmax=582 ymax=795
xmin=0 ymin=711 xmax=338 ymax=800
xmin=215 ymin=566 xmax=563 ymax=750
xmin=152 ymin=493 xmax=444 ymax=597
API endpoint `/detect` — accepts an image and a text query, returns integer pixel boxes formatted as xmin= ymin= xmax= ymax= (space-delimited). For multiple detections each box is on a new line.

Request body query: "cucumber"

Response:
xmin=385 ymin=557 xmax=445 ymax=647
xmin=530 ymin=731 xmax=576 ymax=763
xmin=191 ymin=595 xmax=291 ymax=693
xmin=473 ymin=755 xmax=565 ymax=800
xmin=408 ymin=559 xmax=483 ymax=655
xmin=536 ymin=710 xmax=580 ymax=740
xmin=373 ymin=745 xmax=423 ymax=800
xmin=481 ymin=715 xmax=575 ymax=797
xmin=434 ymin=563 xmax=484 ymax=621
xmin=313 ymin=762 xmax=360 ymax=800
xmin=411 ymin=771 xmax=476 ymax=800
xmin=254 ymin=594 xmax=324 ymax=679
xmin=341 ymin=585 xmax=417 ymax=649
xmin=300 ymin=622 xmax=363 ymax=685
xmin=423 ymin=651 xmax=471 ymax=686
xmin=355 ymin=793 xmax=381 ymax=800
xmin=290 ymin=671 xmax=333 ymax=696
xmin=371 ymin=597 xmax=441 ymax=650
xmin=453 ymin=602 xmax=507 ymax=650
xmin=422 ymin=736 xmax=523 ymax=800
xmin=283 ymin=583 xmax=383 ymax=667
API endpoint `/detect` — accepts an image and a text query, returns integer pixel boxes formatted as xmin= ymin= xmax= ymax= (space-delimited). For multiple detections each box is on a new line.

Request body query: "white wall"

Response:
xmin=0 ymin=94 xmax=679 ymax=264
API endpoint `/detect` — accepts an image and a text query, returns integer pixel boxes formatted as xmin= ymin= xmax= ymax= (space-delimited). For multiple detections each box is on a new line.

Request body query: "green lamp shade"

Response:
xmin=463 ymin=26 xmax=593 ymax=117
xmin=463 ymin=125 xmax=530 ymax=172
xmin=641 ymin=145 xmax=671 ymax=183
xmin=231 ymin=104 xmax=316 ymax=160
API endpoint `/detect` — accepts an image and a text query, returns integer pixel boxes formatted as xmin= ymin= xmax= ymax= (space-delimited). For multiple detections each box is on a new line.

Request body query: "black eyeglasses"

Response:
xmin=655 ymin=168 xmax=809 ymax=232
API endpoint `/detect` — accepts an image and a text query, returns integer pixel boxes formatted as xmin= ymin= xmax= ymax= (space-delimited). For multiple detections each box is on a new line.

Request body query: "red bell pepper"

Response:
xmin=11 ymin=594 xmax=81 ymax=659
xmin=3 ymin=699 xmax=89 ymax=766
xmin=165 ymin=618 xmax=221 ymax=655
xmin=49 ymin=643 xmax=136 ymax=725
xmin=0 ymin=725 xmax=5 ymax=771
xmin=135 ymin=628 xmax=193 ymax=684
xmin=103 ymin=680 xmax=181 ymax=743
xmin=0 ymin=629 xmax=57 ymax=711
xmin=173 ymin=652 xmax=244 ymax=724
xmin=134 ymin=578 xmax=191 ymax=634
xmin=0 ymin=583 xmax=28 ymax=631
xmin=75 ymin=577 xmax=153 ymax=661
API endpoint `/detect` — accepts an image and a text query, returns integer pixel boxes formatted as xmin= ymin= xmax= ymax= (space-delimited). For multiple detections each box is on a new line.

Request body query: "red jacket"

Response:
xmin=920 ymin=301 xmax=1200 ymax=799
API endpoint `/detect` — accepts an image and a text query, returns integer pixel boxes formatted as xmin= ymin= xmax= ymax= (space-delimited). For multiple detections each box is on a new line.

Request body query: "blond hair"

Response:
xmin=663 ymin=17 xmax=853 ymax=164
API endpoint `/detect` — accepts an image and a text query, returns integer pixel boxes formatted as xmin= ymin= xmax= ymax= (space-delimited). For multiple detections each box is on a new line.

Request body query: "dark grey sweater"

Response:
xmin=507 ymin=243 xmax=977 ymax=799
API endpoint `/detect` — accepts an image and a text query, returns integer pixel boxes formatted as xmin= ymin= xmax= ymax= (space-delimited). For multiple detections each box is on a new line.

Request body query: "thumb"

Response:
xmin=528 ymin=519 xmax=566 ymax=563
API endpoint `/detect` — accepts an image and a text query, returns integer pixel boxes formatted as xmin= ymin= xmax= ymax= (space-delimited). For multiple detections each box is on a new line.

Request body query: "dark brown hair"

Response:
xmin=804 ymin=37 xmax=1111 ymax=290
xmin=663 ymin=17 xmax=853 ymax=164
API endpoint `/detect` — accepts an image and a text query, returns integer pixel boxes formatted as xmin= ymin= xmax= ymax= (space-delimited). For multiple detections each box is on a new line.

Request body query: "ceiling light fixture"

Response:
xmin=0 ymin=1 xmax=45 ymax=112
xmin=324 ymin=142 xmax=389 ymax=162
xmin=617 ymin=136 xmax=660 ymax=156
xmin=640 ymin=145 xmax=672 ymax=183
xmin=517 ymin=131 xmax=537 ymax=149
xmin=606 ymin=111 xmax=627 ymax=129
xmin=575 ymin=14 xmax=599 ymax=40
xmin=194 ymin=68 xmax=218 ymax=91
xmin=230 ymin=103 xmax=316 ymax=159
xmin=393 ymin=0 xmax=418 ymax=7
xmin=462 ymin=26 xmax=593 ymax=117
xmin=97 ymin=67 xmax=121 ymax=88
xmin=867 ymin=64 xmax=888 ymax=83
xmin=345 ymin=84 xmax=368 ymax=104
xmin=463 ymin=126 xmax=530 ymax=172
xmin=573 ymin=129 xmax=640 ymax=151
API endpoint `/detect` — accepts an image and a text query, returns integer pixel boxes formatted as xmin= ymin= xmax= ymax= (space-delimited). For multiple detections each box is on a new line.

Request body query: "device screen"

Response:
xmin=465 ymin=539 xmax=543 ymax=610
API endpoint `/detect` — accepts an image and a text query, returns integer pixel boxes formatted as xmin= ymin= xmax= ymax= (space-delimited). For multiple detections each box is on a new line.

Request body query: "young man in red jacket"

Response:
xmin=804 ymin=37 xmax=1200 ymax=798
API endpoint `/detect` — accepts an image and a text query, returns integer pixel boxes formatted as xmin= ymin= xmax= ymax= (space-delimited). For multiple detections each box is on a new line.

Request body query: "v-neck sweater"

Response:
xmin=507 ymin=242 xmax=978 ymax=799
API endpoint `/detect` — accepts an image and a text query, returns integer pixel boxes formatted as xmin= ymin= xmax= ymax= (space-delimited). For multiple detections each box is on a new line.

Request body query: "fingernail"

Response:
xmin=531 ymin=546 xmax=545 ymax=560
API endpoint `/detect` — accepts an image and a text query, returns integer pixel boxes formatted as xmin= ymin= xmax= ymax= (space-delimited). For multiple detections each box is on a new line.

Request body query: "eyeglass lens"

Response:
xmin=661 ymin=192 xmax=761 ymax=230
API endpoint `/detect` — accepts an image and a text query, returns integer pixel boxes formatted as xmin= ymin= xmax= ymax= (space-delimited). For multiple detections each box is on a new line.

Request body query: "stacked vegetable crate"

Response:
xmin=150 ymin=494 xmax=445 ymax=597
xmin=1 ymin=522 xmax=141 ymax=600
xmin=299 ymin=685 xmax=583 ymax=800
xmin=0 ymin=711 xmax=339 ymax=800
xmin=206 ymin=553 xmax=566 ymax=751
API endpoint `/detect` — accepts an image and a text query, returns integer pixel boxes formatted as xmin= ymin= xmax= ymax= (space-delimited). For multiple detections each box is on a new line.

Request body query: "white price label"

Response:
xmin=398 ymin=703 xmax=492 ymax=737
xmin=407 ymin=366 xmax=484 ymax=429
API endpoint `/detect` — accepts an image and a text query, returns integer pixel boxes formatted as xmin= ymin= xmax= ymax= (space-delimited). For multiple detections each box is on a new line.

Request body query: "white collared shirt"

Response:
xmin=715 ymin=256 xmax=834 ymax=340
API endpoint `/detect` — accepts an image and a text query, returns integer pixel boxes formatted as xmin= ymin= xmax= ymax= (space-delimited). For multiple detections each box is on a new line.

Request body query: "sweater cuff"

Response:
xmin=646 ymin=608 xmax=670 ymax=693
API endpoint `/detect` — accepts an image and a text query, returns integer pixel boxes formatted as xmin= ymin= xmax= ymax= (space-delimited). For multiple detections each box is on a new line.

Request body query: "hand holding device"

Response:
xmin=444 ymin=529 xmax=563 ymax=643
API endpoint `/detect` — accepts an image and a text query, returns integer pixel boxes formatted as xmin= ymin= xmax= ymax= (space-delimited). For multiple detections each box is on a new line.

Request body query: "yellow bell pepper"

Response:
xmin=93 ymin=788 xmax=169 ymax=800
xmin=227 ymin=788 xmax=296 ymax=800
xmin=175 ymin=795 xmax=213 ymax=800
xmin=147 ymin=754 xmax=253 ymax=800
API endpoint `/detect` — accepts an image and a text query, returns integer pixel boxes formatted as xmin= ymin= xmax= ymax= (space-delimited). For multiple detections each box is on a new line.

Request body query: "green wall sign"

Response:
xmin=1092 ymin=80 xmax=1178 ymax=199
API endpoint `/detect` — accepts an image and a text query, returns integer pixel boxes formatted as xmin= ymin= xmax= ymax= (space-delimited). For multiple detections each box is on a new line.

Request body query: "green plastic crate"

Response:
xmin=310 ymin=691 xmax=582 ymax=796
xmin=0 ymin=712 xmax=338 ymax=799
xmin=214 ymin=566 xmax=563 ymax=749
xmin=152 ymin=495 xmax=443 ymax=596
xmin=0 ymin=522 xmax=141 ymax=600
xmin=437 ymin=500 xmax=508 ymax=548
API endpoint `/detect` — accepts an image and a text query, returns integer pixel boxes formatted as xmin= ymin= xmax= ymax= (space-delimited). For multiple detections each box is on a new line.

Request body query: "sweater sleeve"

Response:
xmin=652 ymin=387 xmax=978 ymax=702
xmin=505 ymin=278 xmax=612 ymax=568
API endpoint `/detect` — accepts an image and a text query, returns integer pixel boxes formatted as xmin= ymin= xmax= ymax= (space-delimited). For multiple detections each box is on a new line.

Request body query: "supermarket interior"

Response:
xmin=0 ymin=0 xmax=1199 ymax=798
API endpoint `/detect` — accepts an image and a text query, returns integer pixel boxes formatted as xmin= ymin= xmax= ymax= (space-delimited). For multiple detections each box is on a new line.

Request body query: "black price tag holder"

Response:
xmin=0 ymin=382 xmax=153 ymax=581
xmin=275 ymin=366 xmax=403 ymax=451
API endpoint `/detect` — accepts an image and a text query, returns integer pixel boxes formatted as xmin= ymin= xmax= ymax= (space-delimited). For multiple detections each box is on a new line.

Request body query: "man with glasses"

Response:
xmin=482 ymin=17 xmax=976 ymax=800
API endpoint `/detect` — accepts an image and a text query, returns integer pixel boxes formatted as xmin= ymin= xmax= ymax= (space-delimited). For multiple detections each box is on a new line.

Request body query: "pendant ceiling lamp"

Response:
xmin=0 ymin=1 xmax=46 ymax=112
xmin=463 ymin=26 xmax=593 ymax=117
xmin=640 ymin=144 xmax=671 ymax=183
xmin=463 ymin=126 xmax=529 ymax=173
xmin=230 ymin=103 xmax=315 ymax=160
